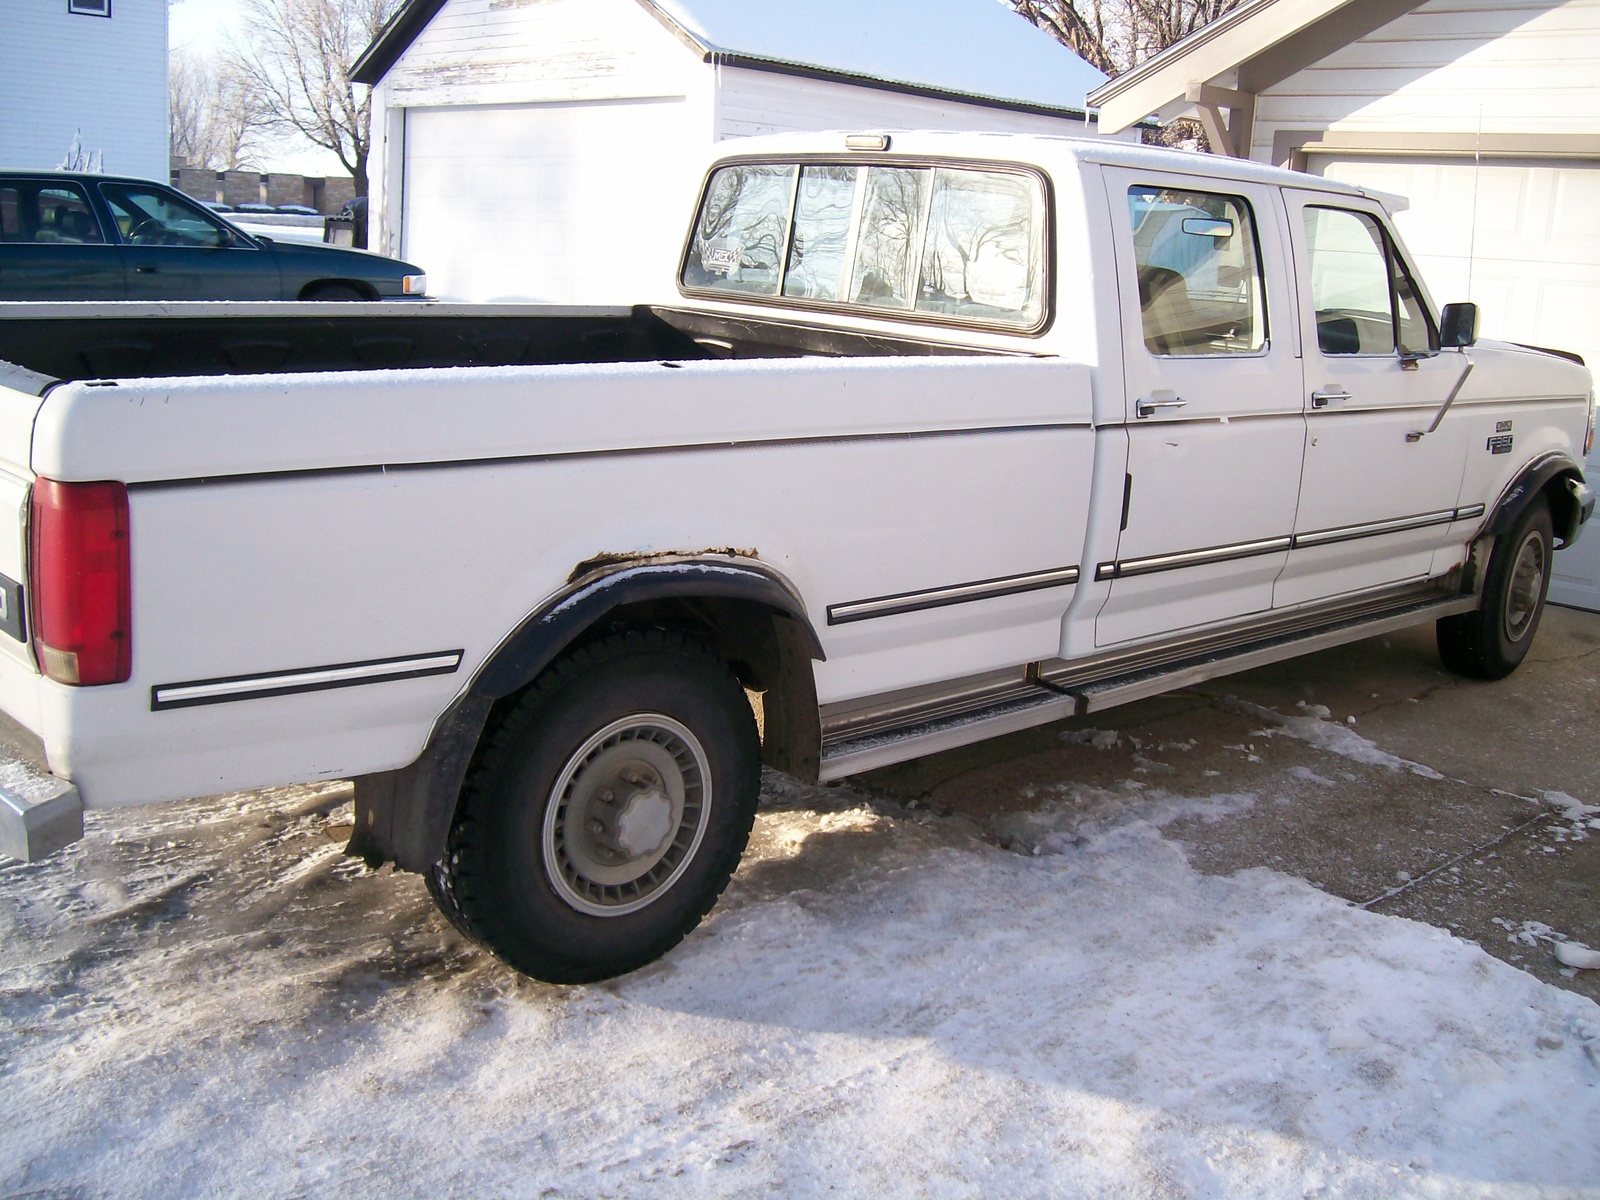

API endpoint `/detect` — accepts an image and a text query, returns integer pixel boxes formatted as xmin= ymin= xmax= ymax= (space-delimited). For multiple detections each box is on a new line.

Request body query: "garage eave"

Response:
xmin=1086 ymin=0 xmax=1427 ymax=137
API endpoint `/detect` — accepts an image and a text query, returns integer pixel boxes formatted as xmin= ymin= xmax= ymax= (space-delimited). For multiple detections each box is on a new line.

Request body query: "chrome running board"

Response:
xmin=817 ymin=585 xmax=1478 ymax=782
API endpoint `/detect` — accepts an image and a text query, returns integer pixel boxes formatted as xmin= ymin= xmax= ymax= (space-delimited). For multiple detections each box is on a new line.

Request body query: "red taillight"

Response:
xmin=28 ymin=479 xmax=132 ymax=686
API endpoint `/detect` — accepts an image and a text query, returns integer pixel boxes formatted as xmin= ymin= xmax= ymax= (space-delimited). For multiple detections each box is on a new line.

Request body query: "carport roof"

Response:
xmin=351 ymin=0 xmax=1108 ymax=118
xmin=1085 ymin=0 xmax=1427 ymax=140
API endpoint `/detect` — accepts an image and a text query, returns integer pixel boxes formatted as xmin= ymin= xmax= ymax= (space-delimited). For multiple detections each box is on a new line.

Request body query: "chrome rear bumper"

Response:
xmin=0 ymin=716 xmax=81 ymax=863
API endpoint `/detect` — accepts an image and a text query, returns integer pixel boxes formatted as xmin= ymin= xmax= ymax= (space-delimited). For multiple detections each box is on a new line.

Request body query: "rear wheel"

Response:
xmin=1437 ymin=496 xmax=1553 ymax=680
xmin=428 ymin=631 xmax=761 ymax=983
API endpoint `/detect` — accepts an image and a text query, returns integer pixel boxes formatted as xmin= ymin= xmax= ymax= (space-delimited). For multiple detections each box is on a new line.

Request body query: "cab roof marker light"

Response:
xmin=845 ymin=134 xmax=891 ymax=152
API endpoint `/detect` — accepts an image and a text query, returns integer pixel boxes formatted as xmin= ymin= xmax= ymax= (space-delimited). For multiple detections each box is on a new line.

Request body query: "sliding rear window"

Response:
xmin=682 ymin=161 xmax=1049 ymax=332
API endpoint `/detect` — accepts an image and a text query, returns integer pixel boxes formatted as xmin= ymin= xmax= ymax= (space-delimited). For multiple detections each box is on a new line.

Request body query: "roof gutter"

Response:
xmin=708 ymin=52 xmax=1095 ymax=121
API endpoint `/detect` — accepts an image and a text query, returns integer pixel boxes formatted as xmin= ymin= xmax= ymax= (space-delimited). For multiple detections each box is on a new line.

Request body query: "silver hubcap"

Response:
xmin=1503 ymin=529 xmax=1547 ymax=644
xmin=542 ymin=713 xmax=711 ymax=917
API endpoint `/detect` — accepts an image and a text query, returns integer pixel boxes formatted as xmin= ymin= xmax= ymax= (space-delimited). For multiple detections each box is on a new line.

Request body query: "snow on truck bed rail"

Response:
xmin=2 ymin=756 xmax=1596 ymax=1199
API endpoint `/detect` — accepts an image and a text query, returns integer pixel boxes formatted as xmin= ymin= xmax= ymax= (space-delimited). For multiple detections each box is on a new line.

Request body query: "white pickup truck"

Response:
xmin=0 ymin=132 xmax=1592 ymax=982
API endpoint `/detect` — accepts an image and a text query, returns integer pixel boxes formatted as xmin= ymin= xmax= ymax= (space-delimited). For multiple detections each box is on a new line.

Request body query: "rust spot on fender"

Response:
xmin=568 ymin=548 xmax=760 ymax=585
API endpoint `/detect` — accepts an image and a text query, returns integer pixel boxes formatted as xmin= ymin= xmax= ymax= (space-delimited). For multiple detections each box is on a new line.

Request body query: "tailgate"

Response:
xmin=0 ymin=360 xmax=47 ymax=710
xmin=0 ymin=359 xmax=84 ymax=863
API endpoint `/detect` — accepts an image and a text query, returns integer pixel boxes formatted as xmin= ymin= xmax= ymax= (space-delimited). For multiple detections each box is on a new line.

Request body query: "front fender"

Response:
xmin=1487 ymin=452 xmax=1587 ymax=546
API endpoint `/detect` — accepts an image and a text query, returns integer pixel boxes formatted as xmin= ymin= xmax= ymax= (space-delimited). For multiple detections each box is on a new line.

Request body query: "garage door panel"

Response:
xmin=402 ymin=99 xmax=698 ymax=304
xmin=1314 ymin=156 xmax=1600 ymax=365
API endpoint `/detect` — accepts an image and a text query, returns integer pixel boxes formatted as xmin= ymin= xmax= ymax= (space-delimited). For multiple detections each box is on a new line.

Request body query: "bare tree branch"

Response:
xmin=225 ymin=0 xmax=400 ymax=196
xmin=170 ymin=48 xmax=272 ymax=171
xmin=1010 ymin=0 xmax=1248 ymax=147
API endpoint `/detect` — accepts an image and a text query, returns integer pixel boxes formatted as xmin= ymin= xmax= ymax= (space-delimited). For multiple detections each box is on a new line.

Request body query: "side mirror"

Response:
xmin=1439 ymin=302 xmax=1479 ymax=348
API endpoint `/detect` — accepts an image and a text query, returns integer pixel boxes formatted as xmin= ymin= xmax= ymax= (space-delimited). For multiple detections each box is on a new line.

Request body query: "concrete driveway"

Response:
xmin=859 ymin=604 xmax=1600 ymax=1001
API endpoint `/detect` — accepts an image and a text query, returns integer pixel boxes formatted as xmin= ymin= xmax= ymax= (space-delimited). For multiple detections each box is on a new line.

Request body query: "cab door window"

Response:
xmin=99 ymin=184 xmax=232 ymax=248
xmin=1127 ymin=186 xmax=1265 ymax=356
xmin=1303 ymin=207 xmax=1435 ymax=355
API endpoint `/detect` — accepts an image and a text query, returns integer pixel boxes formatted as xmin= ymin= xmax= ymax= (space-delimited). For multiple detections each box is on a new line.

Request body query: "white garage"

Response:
xmin=1088 ymin=0 xmax=1600 ymax=607
xmin=352 ymin=0 xmax=1117 ymax=305
xmin=399 ymin=99 xmax=699 ymax=304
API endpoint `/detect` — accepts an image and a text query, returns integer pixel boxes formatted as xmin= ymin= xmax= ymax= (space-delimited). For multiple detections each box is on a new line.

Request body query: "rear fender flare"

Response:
xmin=350 ymin=557 xmax=825 ymax=872
xmin=471 ymin=557 xmax=824 ymax=700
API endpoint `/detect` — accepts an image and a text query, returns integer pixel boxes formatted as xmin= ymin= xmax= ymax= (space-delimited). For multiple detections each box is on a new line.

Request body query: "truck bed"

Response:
xmin=0 ymin=302 xmax=1000 ymax=387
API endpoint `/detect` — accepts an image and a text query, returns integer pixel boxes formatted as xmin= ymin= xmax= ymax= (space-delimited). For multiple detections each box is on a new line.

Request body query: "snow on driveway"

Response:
xmin=1 ymin=766 xmax=1597 ymax=1198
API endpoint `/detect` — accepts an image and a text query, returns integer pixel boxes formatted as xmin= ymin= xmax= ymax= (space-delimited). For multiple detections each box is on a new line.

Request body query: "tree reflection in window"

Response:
xmin=684 ymin=164 xmax=797 ymax=295
xmin=681 ymin=159 xmax=1048 ymax=330
xmin=784 ymin=166 xmax=857 ymax=302
xmin=918 ymin=170 xmax=1043 ymax=324
xmin=850 ymin=168 xmax=928 ymax=310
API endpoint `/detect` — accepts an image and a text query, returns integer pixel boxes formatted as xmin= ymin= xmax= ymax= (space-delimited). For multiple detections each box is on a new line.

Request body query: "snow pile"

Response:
xmin=1 ymin=775 xmax=1597 ymax=1198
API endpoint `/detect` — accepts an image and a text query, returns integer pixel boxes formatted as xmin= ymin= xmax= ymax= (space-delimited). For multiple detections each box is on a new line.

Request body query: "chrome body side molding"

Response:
xmin=827 ymin=564 xmax=1080 ymax=624
xmin=152 ymin=651 xmax=464 ymax=711
xmin=818 ymin=576 xmax=1480 ymax=781
xmin=1093 ymin=505 xmax=1489 ymax=581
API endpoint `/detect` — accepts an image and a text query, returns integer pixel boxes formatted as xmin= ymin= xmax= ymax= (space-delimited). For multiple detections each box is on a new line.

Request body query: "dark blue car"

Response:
xmin=0 ymin=172 xmax=427 ymax=301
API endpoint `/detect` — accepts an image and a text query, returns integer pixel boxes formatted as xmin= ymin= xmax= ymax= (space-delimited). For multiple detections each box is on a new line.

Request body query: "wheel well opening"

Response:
xmin=298 ymin=279 xmax=376 ymax=301
xmin=547 ymin=595 xmax=821 ymax=782
xmin=1544 ymin=473 xmax=1582 ymax=547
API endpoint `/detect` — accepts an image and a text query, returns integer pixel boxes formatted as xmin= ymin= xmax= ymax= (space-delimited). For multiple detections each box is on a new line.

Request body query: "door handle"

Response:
xmin=1310 ymin=388 xmax=1351 ymax=409
xmin=1135 ymin=396 xmax=1187 ymax=419
xmin=134 ymin=266 xmax=158 ymax=274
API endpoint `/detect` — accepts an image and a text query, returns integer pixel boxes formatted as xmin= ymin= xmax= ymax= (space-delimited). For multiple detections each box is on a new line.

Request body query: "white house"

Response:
xmin=1087 ymin=0 xmax=1600 ymax=609
xmin=0 ymin=0 xmax=168 ymax=179
xmin=351 ymin=0 xmax=1117 ymax=305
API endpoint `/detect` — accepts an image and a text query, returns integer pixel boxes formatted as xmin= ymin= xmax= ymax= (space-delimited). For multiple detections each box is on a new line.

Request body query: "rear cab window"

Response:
xmin=682 ymin=159 xmax=1049 ymax=333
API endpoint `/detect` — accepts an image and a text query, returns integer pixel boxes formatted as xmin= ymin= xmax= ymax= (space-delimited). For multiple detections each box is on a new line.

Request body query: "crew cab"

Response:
xmin=0 ymin=132 xmax=1591 ymax=983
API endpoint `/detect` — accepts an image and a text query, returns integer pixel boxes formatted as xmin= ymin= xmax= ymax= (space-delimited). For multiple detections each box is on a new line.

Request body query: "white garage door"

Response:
xmin=402 ymin=99 xmax=701 ymax=304
xmin=1314 ymin=154 xmax=1600 ymax=609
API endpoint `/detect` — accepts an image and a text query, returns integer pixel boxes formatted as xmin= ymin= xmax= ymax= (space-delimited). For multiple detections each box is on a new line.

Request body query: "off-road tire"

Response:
xmin=427 ymin=630 xmax=761 ymax=983
xmin=1437 ymin=495 xmax=1553 ymax=680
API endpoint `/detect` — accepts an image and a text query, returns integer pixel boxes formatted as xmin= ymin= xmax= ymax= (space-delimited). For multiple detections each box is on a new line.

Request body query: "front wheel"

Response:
xmin=428 ymin=631 xmax=761 ymax=983
xmin=1438 ymin=496 xmax=1553 ymax=680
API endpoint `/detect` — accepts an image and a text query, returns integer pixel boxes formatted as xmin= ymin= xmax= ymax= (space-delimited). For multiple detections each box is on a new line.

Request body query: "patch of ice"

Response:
xmin=1542 ymin=790 xmax=1600 ymax=822
xmin=1230 ymin=699 xmax=1445 ymax=779
xmin=1288 ymin=766 xmax=1337 ymax=787
xmin=1554 ymin=942 xmax=1600 ymax=971
xmin=1060 ymin=728 xmax=1119 ymax=750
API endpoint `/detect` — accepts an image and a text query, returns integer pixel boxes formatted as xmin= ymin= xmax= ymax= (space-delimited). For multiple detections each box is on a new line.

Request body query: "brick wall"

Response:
xmin=173 ymin=165 xmax=357 ymax=215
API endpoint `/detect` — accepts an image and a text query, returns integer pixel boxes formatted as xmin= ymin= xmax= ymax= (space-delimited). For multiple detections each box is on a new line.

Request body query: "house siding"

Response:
xmin=0 ymin=0 xmax=168 ymax=178
xmin=1250 ymin=0 xmax=1600 ymax=157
